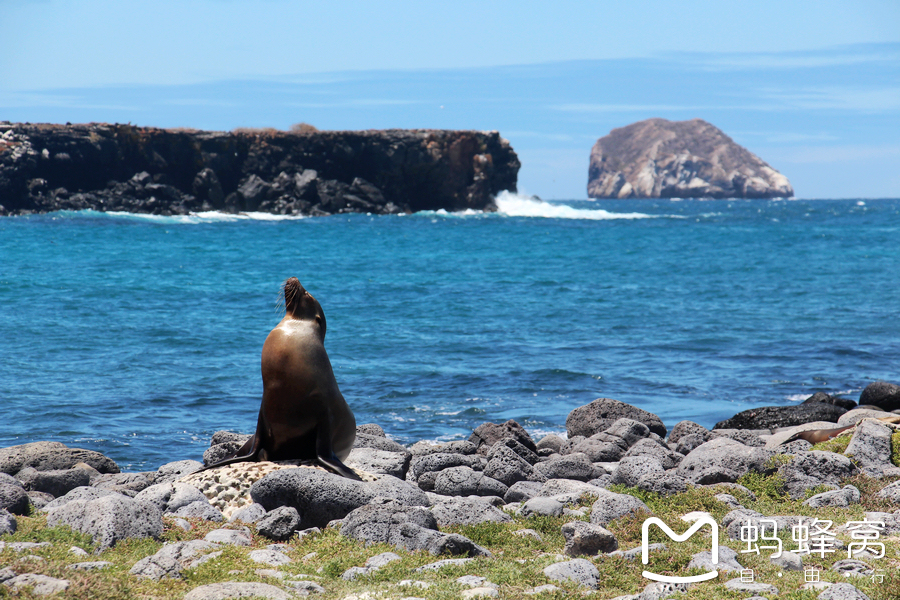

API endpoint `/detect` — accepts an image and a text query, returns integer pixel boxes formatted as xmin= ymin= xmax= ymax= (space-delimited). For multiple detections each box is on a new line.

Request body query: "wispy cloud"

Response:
xmin=285 ymin=99 xmax=420 ymax=108
xmin=681 ymin=46 xmax=900 ymax=72
xmin=758 ymin=87 xmax=900 ymax=111
xmin=0 ymin=91 xmax=140 ymax=111
xmin=776 ymin=144 xmax=900 ymax=164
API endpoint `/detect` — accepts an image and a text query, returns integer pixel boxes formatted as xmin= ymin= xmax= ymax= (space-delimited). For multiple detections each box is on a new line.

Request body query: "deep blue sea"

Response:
xmin=1 ymin=195 xmax=898 ymax=472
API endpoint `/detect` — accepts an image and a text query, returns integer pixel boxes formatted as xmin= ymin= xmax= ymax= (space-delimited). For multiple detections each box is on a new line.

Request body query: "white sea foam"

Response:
xmin=494 ymin=191 xmax=656 ymax=220
xmin=785 ymin=393 xmax=810 ymax=402
xmin=103 ymin=210 xmax=305 ymax=224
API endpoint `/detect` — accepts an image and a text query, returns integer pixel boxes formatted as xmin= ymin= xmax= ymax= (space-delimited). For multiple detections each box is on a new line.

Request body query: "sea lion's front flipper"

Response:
xmin=315 ymin=421 xmax=362 ymax=481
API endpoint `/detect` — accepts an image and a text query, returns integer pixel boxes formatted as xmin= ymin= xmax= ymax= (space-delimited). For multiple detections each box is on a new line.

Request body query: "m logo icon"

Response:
xmin=642 ymin=516 xmax=719 ymax=583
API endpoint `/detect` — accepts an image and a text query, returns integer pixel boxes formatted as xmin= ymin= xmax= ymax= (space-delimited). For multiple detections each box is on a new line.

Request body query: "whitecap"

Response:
xmin=103 ymin=210 xmax=305 ymax=224
xmin=785 ymin=393 xmax=810 ymax=402
xmin=494 ymin=191 xmax=657 ymax=220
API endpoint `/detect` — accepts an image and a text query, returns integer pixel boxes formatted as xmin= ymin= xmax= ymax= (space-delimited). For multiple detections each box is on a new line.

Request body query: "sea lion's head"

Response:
xmin=283 ymin=277 xmax=327 ymax=338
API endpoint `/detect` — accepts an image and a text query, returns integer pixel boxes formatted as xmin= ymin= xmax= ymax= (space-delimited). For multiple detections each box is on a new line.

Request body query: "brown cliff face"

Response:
xmin=0 ymin=123 xmax=520 ymax=216
xmin=587 ymin=118 xmax=792 ymax=199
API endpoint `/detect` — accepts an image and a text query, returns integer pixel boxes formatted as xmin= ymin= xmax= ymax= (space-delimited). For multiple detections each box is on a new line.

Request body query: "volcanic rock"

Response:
xmin=0 ymin=122 xmax=519 ymax=216
xmin=587 ymin=118 xmax=793 ymax=199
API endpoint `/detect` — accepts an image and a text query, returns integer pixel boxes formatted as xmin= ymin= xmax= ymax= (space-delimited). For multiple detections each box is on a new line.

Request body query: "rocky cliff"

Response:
xmin=0 ymin=122 xmax=519 ymax=216
xmin=587 ymin=118 xmax=793 ymax=199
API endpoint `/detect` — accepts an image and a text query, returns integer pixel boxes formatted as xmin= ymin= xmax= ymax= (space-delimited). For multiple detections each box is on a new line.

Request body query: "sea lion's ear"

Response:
xmin=316 ymin=312 xmax=327 ymax=338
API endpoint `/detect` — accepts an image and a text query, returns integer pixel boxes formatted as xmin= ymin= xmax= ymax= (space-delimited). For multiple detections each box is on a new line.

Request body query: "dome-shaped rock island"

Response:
xmin=587 ymin=118 xmax=793 ymax=199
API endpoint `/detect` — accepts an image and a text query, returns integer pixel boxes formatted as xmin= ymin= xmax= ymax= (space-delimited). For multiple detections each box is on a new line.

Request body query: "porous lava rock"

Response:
xmin=588 ymin=118 xmax=793 ymax=199
xmin=859 ymin=381 xmax=900 ymax=412
xmin=566 ymin=399 xmax=667 ymax=438
xmin=0 ymin=122 xmax=519 ymax=216
xmin=714 ymin=403 xmax=847 ymax=430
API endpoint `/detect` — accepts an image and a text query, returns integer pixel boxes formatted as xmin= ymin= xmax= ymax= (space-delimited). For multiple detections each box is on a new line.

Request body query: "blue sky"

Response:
xmin=2 ymin=1 xmax=898 ymax=199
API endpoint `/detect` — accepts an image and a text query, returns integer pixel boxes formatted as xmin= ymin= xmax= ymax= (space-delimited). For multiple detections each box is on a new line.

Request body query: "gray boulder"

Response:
xmin=804 ymin=485 xmax=861 ymax=508
xmin=666 ymin=420 xmax=711 ymax=446
xmin=610 ymin=457 xmax=665 ymax=487
xmin=92 ymin=472 xmax=153 ymax=495
xmin=354 ymin=433 xmax=410 ymax=455
xmin=229 ymin=502 xmax=267 ymax=524
xmin=674 ymin=433 xmax=708 ymax=456
xmin=875 ymin=480 xmax=900 ymax=502
xmin=205 ymin=528 xmax=252 ymax=546
xmin=409 ymin=452 xmax=482 ymax=481
xmin=0 ymin=483 xmax=30 ymax=515
xmin=469 ymin=420 xmax=537 ymax=454
xmin=622 ymin=439 xmax=683 ymax=469
xmin=153 ymin=460 xmax=203 ymax=484
xmin=171 ymin=500 xmax=225 ymax=522
xmin=251 ymin=468 xmax=428 ymax=529
xmin=709 ymin=429 xmax=767 ymax=447
xmin=521 ymin=497 xmax=564 ymax=517
xmin=543 ymin=558 xmax=600 ymax=589
xmin=859 ymin=380 xmax=900 ymax=412
xmin=483 ymin=445 xmax=544 ymax=487
xmin=844 ymin=419 xmax=893 ymax=474
xmin=256 ymin=506 xmax=301 ymax=541
xmin=130 ymin=554 xmax=183 ymax=580
xmin=346 ymin=447 xmax=411 ymax=479
xmin=46 ymin=493 xmax=163 ymax=550
xmin=14 ymin=466 xmax=92 ymax=497
xmin=183 ymin=582 xmax=294 ymax=600
xmin=249 ymin=548 xmax=291 ymax=566
xmin=202 ymin=441 xmax=249 ymax=467
xmin=490 ymin=438 xmax=540 ymax=464
xmin=561 ymin=521 xmax=618 ymax=555
xmin=830 ymin=559 xmax=873 ymax=578
xmin=570 ymin=437 xmax=628 ymax=462
xmin=566 ymin=399 xmax=666 ymax=438
xmin=817 ymin=582 xmax=873 ymax=600
xmin=134 ymin=482 xmax=210 ymax=515
xmin=433 ymin=466 xmax=508 ymax=497
xmin=504 ymin=480 xmax=544 ymax=503
xmin=838 ymin=408 xmax=892 ymax=427
xmin=779 ymin=451 xmax=858 ymax=499
xmin=536 ymin=434 xmax=566 ymax=454
xmin=714 ymin=403 xmax=846 ymax=429
xmin=0 ymin=441 xmax=119 ymax=475
xmin=41 ymin=486 xmax=119 ymax=511
xmin=540 ymin=478 xmax=606 ymax=498
xmin=408 ymin=440 xmax=478 ymax=456
xmin=534 ymin=453 xmax=604 ymax=482
xmin=356 ymin=423 xmax=386 ymax=437
xmin=636 ymin=471 xmax=690 ymax=496
xmin=0 ymin=509 xmax=15 ymax=535
xmin=676 ymin=438 xmax=773 ymax=484
xmin=604 ymin=418 xmax=652 ymax=446
xmin=431 ymin=497 xmax=512 ymax=527
xmin=804 ymin=391 xmax=857 ymax=411
xmin=2 ymin=574 xmax=70 ymax=595
xmin=341 ymin=500 xmax=489 ymax=557
xmin=590 ymin=490 xmax=651 ymax=525
xmin=688 ymin=546 xmax=742 ymax=573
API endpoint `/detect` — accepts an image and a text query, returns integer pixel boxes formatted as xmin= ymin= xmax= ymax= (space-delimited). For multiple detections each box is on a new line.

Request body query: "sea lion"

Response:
xmin=202 ymin=277 xmax=360 ymax=480
xmin=779 ymin=415 xmax=900 ymax=446
xmin=780 ymin=424 xmax=855 ymax=445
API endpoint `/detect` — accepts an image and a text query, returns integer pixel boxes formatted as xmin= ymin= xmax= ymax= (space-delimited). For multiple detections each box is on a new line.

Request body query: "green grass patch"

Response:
xmin=4 ymin=466 xmax=900 ymax=600
xmin=892 ymin=431 xmax=900 ymax=467
xmin=811 ymin=434 xmax=852 ymax=454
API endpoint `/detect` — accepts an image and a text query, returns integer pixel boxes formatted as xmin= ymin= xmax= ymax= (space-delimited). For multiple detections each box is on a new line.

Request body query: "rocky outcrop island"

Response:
xmin=588 ymin=118 xmax=793 ymax=199
xmin=0 ymin=122 xmax=520 ymax=216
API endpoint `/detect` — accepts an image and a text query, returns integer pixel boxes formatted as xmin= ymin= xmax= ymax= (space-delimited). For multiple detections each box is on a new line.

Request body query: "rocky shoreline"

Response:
xmin=0 ymin=122 xmax=520 ymax=217
xmin=2 ymin=380 xmax=899 ymax=599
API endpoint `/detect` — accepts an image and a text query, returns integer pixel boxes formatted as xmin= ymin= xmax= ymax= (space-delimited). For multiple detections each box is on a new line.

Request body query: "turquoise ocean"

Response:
xmin=1 ymin=194 xmax=898 ymax=471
